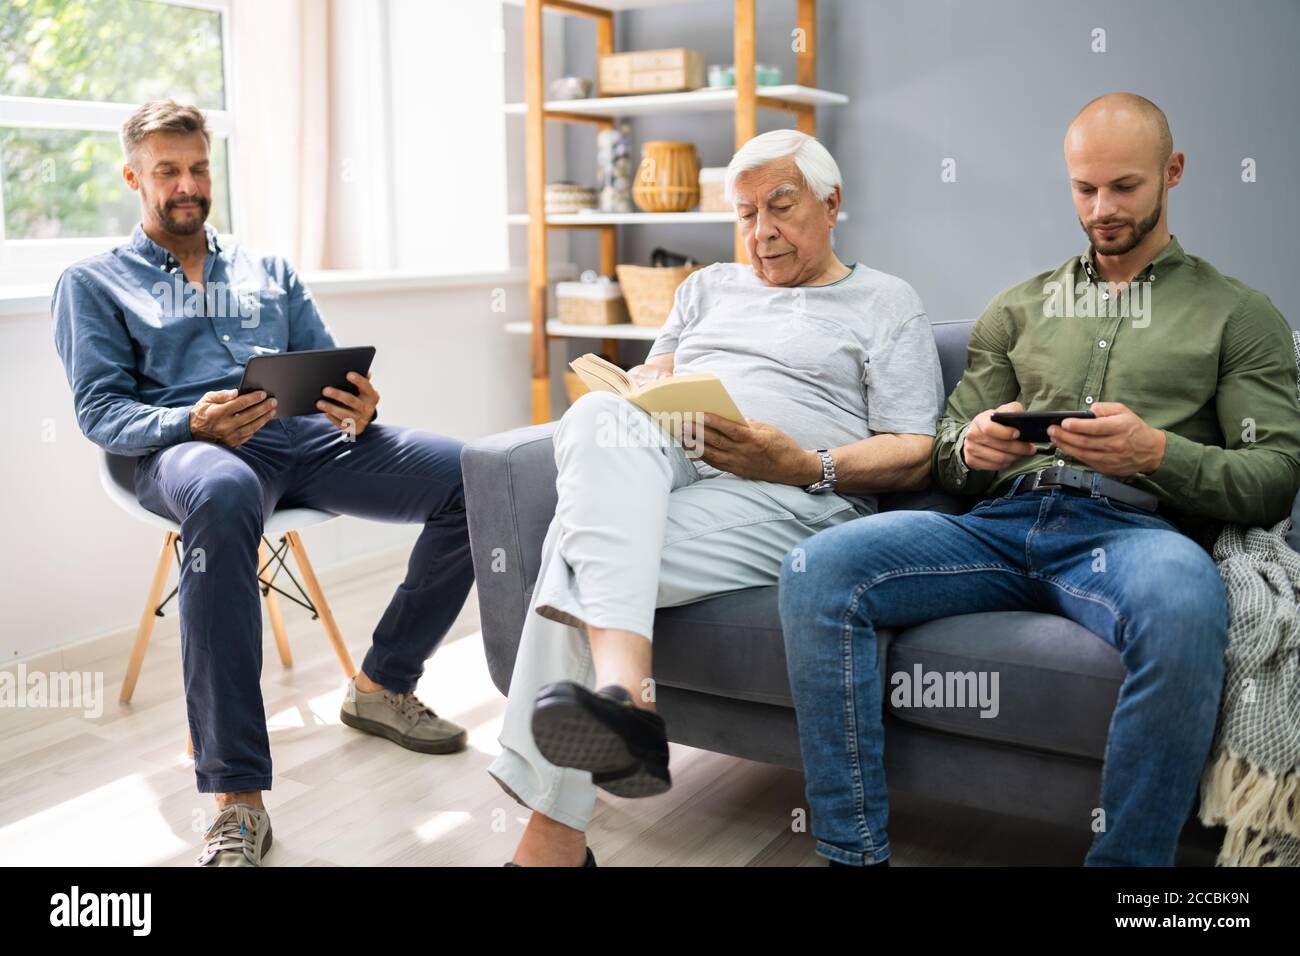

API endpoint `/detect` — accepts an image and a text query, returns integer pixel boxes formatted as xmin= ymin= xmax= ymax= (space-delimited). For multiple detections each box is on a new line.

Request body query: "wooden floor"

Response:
xmin=0 ymin=548 xmax=1105 ymax=867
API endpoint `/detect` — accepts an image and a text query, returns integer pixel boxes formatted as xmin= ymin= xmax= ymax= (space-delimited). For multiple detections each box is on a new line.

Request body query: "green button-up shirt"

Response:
xmin=931 ymin=235 xmax=1300 ymax=533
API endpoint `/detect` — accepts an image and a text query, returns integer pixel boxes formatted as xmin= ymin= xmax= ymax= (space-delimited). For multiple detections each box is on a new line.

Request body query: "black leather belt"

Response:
xmin=1009 ymin=466 xmax=1160 ymax=512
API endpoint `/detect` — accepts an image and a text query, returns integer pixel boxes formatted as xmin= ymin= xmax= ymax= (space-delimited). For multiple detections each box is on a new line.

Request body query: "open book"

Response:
xmin=568 ymin=353 xmax=744 ymax=424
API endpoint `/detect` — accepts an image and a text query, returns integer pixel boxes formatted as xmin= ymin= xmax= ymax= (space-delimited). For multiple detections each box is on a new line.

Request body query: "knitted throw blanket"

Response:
xmin=1197 ymin=514 xmax=1300 ymax=866
xmin=1196 ymin=332 xmax=1300 ymax=865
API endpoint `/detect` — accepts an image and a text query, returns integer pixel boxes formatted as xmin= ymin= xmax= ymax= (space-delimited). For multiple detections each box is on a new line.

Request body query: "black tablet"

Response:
xmin=237 ymin=346 xmax=376 ymax=419
xmin=990 ymin=410 xmax=1095 ymax=444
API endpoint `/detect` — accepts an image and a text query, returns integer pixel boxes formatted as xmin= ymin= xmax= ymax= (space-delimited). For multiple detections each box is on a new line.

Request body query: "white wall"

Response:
xmin=0 ymin=275 xmax=545 ymax=663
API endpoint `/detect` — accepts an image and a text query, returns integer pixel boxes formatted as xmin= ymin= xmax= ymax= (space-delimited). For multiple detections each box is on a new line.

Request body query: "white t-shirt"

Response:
xmin=648 ymin=260 xmax=946 ymax=513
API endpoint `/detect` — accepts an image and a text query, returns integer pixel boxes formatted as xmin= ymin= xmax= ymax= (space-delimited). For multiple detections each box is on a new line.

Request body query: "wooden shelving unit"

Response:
xmin=510 ymin=0 xmax=846 ymax=423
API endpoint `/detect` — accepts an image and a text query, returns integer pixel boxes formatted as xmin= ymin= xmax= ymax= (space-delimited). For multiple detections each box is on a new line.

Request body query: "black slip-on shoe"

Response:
xmin=503 ymin=847 xmax=598 ymax=867
xmin=531 ymin=681 xmax=671 ymax=798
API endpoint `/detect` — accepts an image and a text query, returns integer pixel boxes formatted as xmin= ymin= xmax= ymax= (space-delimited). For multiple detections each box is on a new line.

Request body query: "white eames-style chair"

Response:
xmin=99 ymin=451 xmax=356 ymax=751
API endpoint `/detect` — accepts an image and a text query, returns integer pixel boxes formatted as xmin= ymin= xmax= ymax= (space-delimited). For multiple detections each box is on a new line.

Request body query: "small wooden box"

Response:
xmin=598 ymin=48 xmax=705 ymax=96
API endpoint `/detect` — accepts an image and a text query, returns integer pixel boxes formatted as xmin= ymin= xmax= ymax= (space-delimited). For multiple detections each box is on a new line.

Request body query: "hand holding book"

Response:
xmin=626 ymin=364 xmax=670 ymax=388
xmin=684 ymin=414 xmax=824 ymax=486
xmin=568 ymin=353 xmax=744 ymax=423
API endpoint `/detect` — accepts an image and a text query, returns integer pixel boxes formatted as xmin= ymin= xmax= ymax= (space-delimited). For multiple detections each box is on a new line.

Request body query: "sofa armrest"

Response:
xmin=461 ymin=422 xmax=558 ymax=694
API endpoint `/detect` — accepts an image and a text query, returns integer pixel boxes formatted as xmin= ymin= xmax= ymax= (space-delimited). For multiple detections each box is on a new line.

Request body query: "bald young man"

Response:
xmin=779 ymin=93 xmax=1300 ymax=866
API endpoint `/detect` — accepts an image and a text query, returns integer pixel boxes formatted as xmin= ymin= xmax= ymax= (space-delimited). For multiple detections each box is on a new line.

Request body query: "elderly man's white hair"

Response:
xmin=724 ymin=129 xmax=842 ymax=204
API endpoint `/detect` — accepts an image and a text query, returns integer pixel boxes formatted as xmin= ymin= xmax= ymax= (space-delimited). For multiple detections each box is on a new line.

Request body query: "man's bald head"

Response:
xmin=1066 ymin=92 xmax=1173 ymax=166
xmin=1063 ymin=93 xmax=1183 ymax=259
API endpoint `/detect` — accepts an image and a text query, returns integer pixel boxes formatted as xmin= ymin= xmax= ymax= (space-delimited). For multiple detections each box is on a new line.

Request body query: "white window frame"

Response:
xmin=0 ymin=0 xmax=234 ymax=285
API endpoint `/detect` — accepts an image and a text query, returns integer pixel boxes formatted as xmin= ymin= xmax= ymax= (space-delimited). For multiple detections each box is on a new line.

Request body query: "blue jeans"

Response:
xmin=778 ymin=476 xmax=1229 ymax=866
xmin=134 ymin=415 xmax=474 ymax=793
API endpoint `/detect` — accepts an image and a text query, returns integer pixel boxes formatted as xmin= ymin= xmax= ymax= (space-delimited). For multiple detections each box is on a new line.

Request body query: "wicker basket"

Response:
xmin=558 ymin=296 xmax=626 ymax=325
xmin=632 ymin=141 xmax=700 ymax=213
xmin=616 ymin=263 xmax=705 ymax=326
xmin=556 ymin=280 xmax=627 ymax=325
xmin=563 ymin=371 xmax=589 ymax=404
xmin=545 ymin=181 xmax=598 ymax=215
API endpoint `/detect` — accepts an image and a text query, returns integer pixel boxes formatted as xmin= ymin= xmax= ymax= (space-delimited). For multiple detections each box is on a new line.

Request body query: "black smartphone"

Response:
xmin=989 ymin=410 xmax=1096 ymax=444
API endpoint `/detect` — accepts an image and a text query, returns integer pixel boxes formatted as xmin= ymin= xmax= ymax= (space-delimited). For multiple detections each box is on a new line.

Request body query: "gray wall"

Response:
xmin=561 ymin=0 xmax=1300 ymax=333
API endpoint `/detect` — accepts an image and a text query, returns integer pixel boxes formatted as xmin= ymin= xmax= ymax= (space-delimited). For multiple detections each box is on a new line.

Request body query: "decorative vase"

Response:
xmin=632 ymin=141 xmax=700 ymax=213
xmin=596 ymin=123 xmax=634 ymax=213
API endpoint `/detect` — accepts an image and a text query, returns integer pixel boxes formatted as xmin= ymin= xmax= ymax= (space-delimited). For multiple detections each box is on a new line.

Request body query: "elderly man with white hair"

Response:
xmin=487 ymin=129 xmax=946 ymax=866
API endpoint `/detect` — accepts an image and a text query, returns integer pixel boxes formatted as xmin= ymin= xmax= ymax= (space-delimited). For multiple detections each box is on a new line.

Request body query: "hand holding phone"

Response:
xmin=989 ymin=409 xmax=1096 ymax=444
xmin=962 ymin=402 xmax=1037 ymax=471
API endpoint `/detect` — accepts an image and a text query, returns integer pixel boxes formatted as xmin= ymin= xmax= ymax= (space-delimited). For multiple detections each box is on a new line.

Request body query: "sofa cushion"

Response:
xmin=652 ymin=586 xmax=892 ymax=711
xmin=884 ymin=612 xmax=1126 ymax=761
xmin=931 ymin=319 xmax=975 ymax=395
xmin=650 ymin=590 xmax=1125 ymax=763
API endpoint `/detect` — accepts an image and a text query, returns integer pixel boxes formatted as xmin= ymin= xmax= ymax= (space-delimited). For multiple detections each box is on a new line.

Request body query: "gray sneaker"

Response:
xmin=196 ymin=804 xmax=272 ymax=867
xmin=340 ymin=677 xmax=468 ymax=754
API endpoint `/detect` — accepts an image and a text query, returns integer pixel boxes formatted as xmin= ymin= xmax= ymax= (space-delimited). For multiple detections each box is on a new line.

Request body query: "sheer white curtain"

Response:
xmin=229 ymin=0 xmax=331 ymax=270
xmin=382 ymin=0 xmax=508 ymax=273
xmin=229 ymin=0 xmax=507 ymax=274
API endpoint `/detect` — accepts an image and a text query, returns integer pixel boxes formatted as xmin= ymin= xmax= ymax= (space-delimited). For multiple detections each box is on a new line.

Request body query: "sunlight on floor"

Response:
xmin=414 ymin=810 xmax=473 ymax=844
xmin=0 ymin=773 xmax=191 ymax=866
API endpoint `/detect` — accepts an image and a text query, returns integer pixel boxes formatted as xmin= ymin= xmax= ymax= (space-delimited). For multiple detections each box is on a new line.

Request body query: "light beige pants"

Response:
xmin=487 ymin=391 xmax=861 ymax=830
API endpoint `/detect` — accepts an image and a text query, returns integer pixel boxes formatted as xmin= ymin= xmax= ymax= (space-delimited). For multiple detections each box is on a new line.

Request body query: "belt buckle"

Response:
xmin=1023 ymin=468 xmax=1046 ymax=494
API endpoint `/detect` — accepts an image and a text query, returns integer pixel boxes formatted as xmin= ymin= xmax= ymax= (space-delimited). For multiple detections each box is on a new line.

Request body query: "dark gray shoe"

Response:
xmin=531 ymin=682 xmax=671 ymax=798
xmin=340 ymin=678 xmax=467 ymax=754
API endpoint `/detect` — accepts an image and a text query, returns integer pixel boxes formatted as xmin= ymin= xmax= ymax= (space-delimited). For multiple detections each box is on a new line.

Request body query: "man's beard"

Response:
xmin=1080 ymin=190 xmax=1162 ymax=257
xmin=156 ymin=195 xmax=210 ymax=235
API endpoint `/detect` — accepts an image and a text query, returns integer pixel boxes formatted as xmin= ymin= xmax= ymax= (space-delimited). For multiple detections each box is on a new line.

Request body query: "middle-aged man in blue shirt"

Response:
xmin=52 ymin=100 xmax=475 ymax=866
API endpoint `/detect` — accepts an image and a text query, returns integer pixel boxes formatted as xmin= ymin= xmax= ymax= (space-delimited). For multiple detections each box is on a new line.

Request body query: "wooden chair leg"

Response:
xmin=284 ymin=530 xmax=356 ymax=679
xmin=186 ymin=730 xmax=194 ymax=757
xmin=120 ymin=531 xmax=178 ymax=704
xmin=260 ymin=540 xmax=293 ymax=668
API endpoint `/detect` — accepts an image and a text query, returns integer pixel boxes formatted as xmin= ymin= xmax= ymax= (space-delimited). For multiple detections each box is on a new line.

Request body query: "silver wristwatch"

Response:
xmin=804 ymin=449 xmax=836 ymax=494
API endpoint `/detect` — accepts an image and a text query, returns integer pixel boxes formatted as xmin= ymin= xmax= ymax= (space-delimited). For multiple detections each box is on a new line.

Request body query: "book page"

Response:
xmin=569 ymin=353 xmax=632 ymax=395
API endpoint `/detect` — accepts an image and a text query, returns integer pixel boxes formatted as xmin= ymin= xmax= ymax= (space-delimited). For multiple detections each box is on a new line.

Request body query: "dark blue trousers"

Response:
xmin=134 ymin=414 xmax=474 ymax=793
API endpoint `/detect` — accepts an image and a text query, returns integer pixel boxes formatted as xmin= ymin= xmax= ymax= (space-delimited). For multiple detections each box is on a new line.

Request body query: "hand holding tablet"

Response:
xmin=317 ymin=369 xmax=380 ymax=435
xmin=238 ymin=346 xmax=375 ymax=417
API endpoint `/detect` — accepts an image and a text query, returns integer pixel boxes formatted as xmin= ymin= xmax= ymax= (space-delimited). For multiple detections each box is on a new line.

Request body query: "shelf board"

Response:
xmin=509 ymin=210 xmax=733 ymax=225
xmin=507 ymin=210 xmax=847 ymax=225
xmin=505 ymin=320 xmax=661 ymax=341
xmin=501 ymin=0 xmax=692 ymax=11
xmin=504 ymin=84 xmax=849 ymax=118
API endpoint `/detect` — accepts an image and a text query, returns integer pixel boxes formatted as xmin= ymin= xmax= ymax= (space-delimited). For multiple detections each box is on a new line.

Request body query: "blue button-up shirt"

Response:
xmin=51 ymin=222 xmax=338 ymax=455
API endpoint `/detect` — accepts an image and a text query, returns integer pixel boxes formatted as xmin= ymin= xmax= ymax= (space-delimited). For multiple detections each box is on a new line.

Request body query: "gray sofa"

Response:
xmin=463 ymin=318 xmax=1298 ymax=864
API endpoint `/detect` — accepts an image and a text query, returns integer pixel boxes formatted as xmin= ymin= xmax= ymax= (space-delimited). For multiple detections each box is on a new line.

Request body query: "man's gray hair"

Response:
xmin=120 ymin=99 xmax=211 ymax=165
xmin=724 ymin=129 xmax=842 ymax=204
